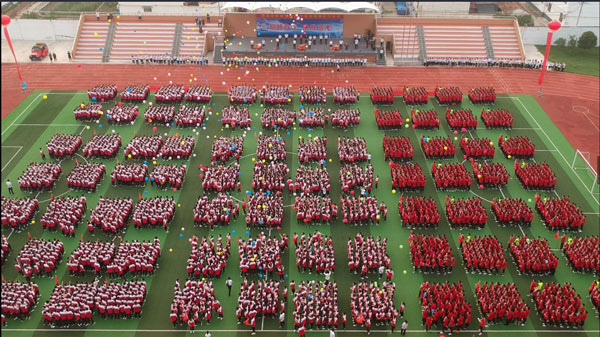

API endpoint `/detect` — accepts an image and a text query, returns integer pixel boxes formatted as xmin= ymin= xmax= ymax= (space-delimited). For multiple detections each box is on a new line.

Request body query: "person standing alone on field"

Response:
xmin=96 ymin=11 xmax=100 ymax=20
xmin=6 ymin=180 xmax=14 ymax=194
xmin=226 ymin=277 xmax=233 ymax=296
xmin=401 ymin=320 xmax=408 ymax=335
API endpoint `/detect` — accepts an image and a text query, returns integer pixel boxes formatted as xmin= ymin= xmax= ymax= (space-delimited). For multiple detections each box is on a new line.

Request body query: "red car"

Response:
xmin=30 ymin=42 xmax=49 ymax=61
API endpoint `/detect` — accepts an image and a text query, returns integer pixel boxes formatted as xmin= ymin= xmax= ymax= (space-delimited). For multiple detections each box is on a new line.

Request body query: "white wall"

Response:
xmin=563 ymin=2 xmax=600 ymax=27
xmin=117 ymin=2 xmax=189 ymax=15
xmin=0 ymin=19 xmax=78 ymax=41
xmin=520 ymin=26 xmax=600 ymax=46
xmin=413 ymin=2 xmax=470 ymax=16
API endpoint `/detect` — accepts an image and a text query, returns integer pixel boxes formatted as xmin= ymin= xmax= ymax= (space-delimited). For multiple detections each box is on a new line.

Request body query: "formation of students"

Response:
xmin=562 ymin=236 xmax=598 ymax=274
xmin=508 ymin=236 xmax=558 ymax=275
xmin=174 ymin=105 xmax=206 ymax=127
xmin=299 ymin=108 xmax=326 ymax=127
xmin=46 ymin=134 xmax=82 ymax=158
xmin=424 ymin=58 xmax=566 ymax=71
xmin=222 ymin=105 xmax=251 ymax=129
xmin=223 ymin=56 xmax=367 ymax=68
xmin=257 ymin=136 xmax=287 ymax=161
xmin=459 ymin=235 xmax=507 ymax=274
xmin=398 ymin=196 xmax=440 ymax=228
xmin=237 ymin=279 xmax=283 ymax=334
xmin=514 ymin=161 xmax=557 ymax=190
xmin=419 ymin=281 xmax=472 ymax=333
xmin=391 ymin=163 xmax=426 ymax=191
xmin=211 ymin=136 xmax=243 ymax=162
xmin=475 ymin=282 xmax=529 ymax=325
xmin=499 ymin=135 xmax=535 ymax=158
xmin=67 ymin=163 xmax=106 ymax=191
xmin=124 ymin=135 xmax=163 ymax=159
xmin=299 ymin=86 xmax=327 ymax=103
xmin=150 ymin=164 xmax=186 ymax=189
xmin=535 ymin=196 xmax=586 ymax=231
xmin=1 ymin=235 xmax=10 ymax=265
xmin=252 ymin=162 xmax=289 ymax=191
xmin=88 ymin=84 xmax=117 ymax=100
xmin=333 ymin=86 xmax=359 ymax=104
xmin=293 ymin=165 xmax=330 ymax=194
xmin=132 ymin=197 xmax=175 ymax=230
xmin=194 ymin=194 xmax=237 ymax=228
xmin=184 ymin=86 xmax=212 ymax=102
xmin=411 ymin=108 xmax=440 ymax=129
xmin=460 ymin=137 xmax=495 ymax=158
xmin=74 ymin=103 xmax=102 ymax=120
xmin=293 ymin=196 xmax=336 ymax=224
xmin=15 ymin=238 xmax=64 ymax=280
xmin=491 ymin=198 xmax=534 ymax=226
xmin=1 ymin=197 xmax=38 ymax=230
xmin=331 ymin=108 xmax=360 ymax=128
xmin=261 ymin=85 xmax=292 ymax=104
xmin=293 ymin=280 xmax=340 ymax=330
xmin=111 ymin=163 xmax=148 ymax=186
xmin=42 ymin=279 xmax=98 ymax=327
xmin=472 ymin=161 xmax=509 ymax=187
xmin=340 ymin=164 xmax=373 ymax=193
xmin=41 ymin=196 xmax=86 ymax=236
xmin=187 ymin=235 xmax=231 ymax=277
xmin=228 ymin=85 xmax=257 ymax=103
xmin=238 ymin=233 xmax=287 ymax=276
xmin=145 ymin=105 xmax=175 ymax=124
xmin=295 ymin=232 xmax=335 ymax=273
xmin=200 ymin=162 xmax=240 ymax=192
xmin=82 ymin=134 xmax=121 ymax=158
xmin=120 ymin=85 xmax=150 ymax=101
xmin=18 ymin=163 xmax=62 ymax=191
xmin=348 ymin=233 xmax=391 ymax=277
xmin=338 ymin=137 xmax=369 ymax=163
xmin=96 ymin=281 xmax=147 ymax=319
xmin=469 ymin=87 xmax=496 ymax=104
xmin=370 ymin=87 xmax=394 ymax=104
xmin=67 ymin=241 xmax=115 ymax=276
xmin=262 ymin=107 xmax=296 ymax=129
xmin=155 ymin=85 xmax=185 ymax=103
xmin=481 ymin=108 xmax=513 ymax=129
xmin=246 ymin=192 xmax=284 ymax=227
xmin=446 ymin=108 xmax=478 ymax=129
xmin=87 ymin=197 xmax=133 ymax=234
xmin=170 ymin=280 xmax=221 ymax=329
xmin=107 ymin=104 xmax=138 ymax=124
xmin=298 ymin=137 xmax=327 ymax=163
xmin=410 ymin=234 xmax=455 ymax=273
xmin=1 ymin=281 xmax=39 ymax=322
xmin=403 ymin=86 xmax=429 ymax=105
xmin=530 ymin=281 xmax=587 ymax=327
xmin=374 ymin=109 xmax=403 ymax=129
xmin=340 ymin=196 xmax=384 ymax=225
xmin=383 ymin=136 xmax=413 ymax=161
xmin=421 ymin=136 xmax=455 ymax=159
xmin=160 ymin=136 xmax=195 ymax=159
xmin=435 ymin=87 xmax=462 ymax=104
xmin=432 ymin=163 xmax=472 ymax=190
xmin=131 ymin=54 xmax=207 ymax=65
xmin=445 ymin=196 xmax=487 ymax=228
xmin=592 ymin=281 xmax=600 ymax=312
xmin=107 ymin=239 xmax=160 ymax=277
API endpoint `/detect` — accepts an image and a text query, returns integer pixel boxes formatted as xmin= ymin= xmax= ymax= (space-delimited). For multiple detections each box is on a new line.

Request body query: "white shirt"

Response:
xmin=330 ymin=330 xmax=336 ymax=337
xmin=402 ymin=322 xmax=408 ymax=329
xmin=205 ymin=333 xmax=211 ymax=337
xmin=279 ymin=312 xmax=285 ymax=322
xmin=6 ymin=181 xmax=12 ymax=188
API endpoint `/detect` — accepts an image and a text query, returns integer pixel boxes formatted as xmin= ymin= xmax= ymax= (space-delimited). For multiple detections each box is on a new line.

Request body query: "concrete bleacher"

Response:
xmin=376 ymin=20 xmax=420 ymax=62
xmin=179 ymin=24 xmax=206 ymax=58
xmin=488 ymin=26 xmax=522 ymax=59
xmin=423 ymin=25 xmax=489 ymax=59
xmin=73 ymin=22 xmax=109 ymax=62
xmin=109 ymin=22 xmax=176 ymax=62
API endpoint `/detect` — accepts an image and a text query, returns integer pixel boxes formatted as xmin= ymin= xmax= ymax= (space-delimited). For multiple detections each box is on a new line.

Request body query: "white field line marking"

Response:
xmin=512 ymin=128 xmax=540 ymax=130
xmin=10 ymin=124 xmax=83 ymax=127
xmin=1 ymin=146 xmax=23 ymax=172
xmin=511 ymin=96 xmax=599 ymax=205
xmin=499 ymin=187 xmax=506 ymax=199
xmin=469 ymin=190 xmax=492 ymax=204
xmin=572 ymin=106 xmax=600 ymax=132
xmin=240 ymin=152 xmax=257 ymax=159
xmin=39 ymin=189 xmax=74 ymax=203
xmin=536 ymin=150 xmax=558 ymax=152
xmin=1 ymin=328 xmax=599 ymax=333
xmin=2 ymin=94 xmax=41 ymax=136
xmin=75 ymin=153 xmax=89 ymax=165
xmin=79 ymin=125 xmax=87 ymax=135
xmin=517 ymin=224 xmax=526 ymax=237
xmin=583 ymin=212 xmax=600 ymax=215
xmin=35 ymin=191 xmax=41 ymax=199
xmin=7 ymin=228 xmax=15 ymax=239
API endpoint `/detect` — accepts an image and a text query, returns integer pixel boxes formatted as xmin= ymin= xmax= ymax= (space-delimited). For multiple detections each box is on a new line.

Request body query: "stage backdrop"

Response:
xmin=256 ymin=14 xmax=344 ymax=38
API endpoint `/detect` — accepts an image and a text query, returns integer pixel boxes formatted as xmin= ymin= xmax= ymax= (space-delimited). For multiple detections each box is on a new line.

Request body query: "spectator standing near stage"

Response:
xmin=354 ymin=38 xmax=358 ymax=49
xmin=293 ymin=39 xmax=297 ymax=49
xmin=67 ymin=51 xmax=72 ymax=61
xmin=137 ymin=11 xmax=142 ymax=20
xmin=218 ymin=18 xmax=222 ymax=27
xmin=52 ymin=52 xmax=57 ymax=61
xmin=206 ymin=13 xmax=210 ymax=22
xmin=96 ymin=11 xmax=100 ymax=21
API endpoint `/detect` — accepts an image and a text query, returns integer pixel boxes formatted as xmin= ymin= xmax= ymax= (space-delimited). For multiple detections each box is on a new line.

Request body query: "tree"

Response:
xmin=577 ymin=31 xmax=598 ymax=49
xmin=554 ymin=38 xmax=566 ymax=47
xmin=517 ymin=15 xmax=534 ymax=27
xmin=567 ymin=35 xmax=578 ymax=47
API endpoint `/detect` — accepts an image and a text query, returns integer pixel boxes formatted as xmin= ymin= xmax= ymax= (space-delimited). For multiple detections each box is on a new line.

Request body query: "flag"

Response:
xmin=75 ymin=158 xmax=79 ymax=166
xmin=554 ymin=231 xmax=559 ymax=239
xmin=93 ymin=130 xmax=96 ymax=136
xmin=81 ymin=234 xmax=84 ymax=242
xmin=138 ymin=192 xmax=142 ymax=201
xmin=50 ymin=194 xmax=54 ymax=201
xmin=244 ymin=319 xmax=250 ymax=326
xmin=28 ymin=232 xmax=31 ymax=240
xmin=105 ymin=276 xmax=108 ymax=285
xmin=55 ymin=275 xmax=59 ymax=285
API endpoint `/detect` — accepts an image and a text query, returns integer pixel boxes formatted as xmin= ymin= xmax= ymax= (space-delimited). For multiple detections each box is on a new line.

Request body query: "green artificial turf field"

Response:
xmin=1 ymin=90 xmax=599 ymax=337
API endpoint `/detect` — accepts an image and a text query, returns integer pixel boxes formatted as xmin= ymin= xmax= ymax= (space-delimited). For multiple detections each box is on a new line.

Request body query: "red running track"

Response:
xmin=2 ymin=63 xmax=598 ymax=170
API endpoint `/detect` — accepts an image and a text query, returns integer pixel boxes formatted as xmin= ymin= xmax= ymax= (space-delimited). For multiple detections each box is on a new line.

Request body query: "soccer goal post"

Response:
xmin=570 ymin=149 xmax=599 ymax=199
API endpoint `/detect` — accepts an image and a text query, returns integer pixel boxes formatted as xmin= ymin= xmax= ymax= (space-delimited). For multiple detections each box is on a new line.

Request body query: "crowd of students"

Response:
xmin=446 ymin=108 xmax=478 ymax=129
xmin=331 ymin=109 xmax=360 ymax=128
xmin=350 ymin=281 xmax=398 ymax=332
xmin=120 ymin=85 xmax=150 ymax=101
xmin=293 ymin=280 xmax=340 ymax=330
xmin=298 ymin=137 xmax=327 ymax=163
xmin=340 ymin=196 xmax=385 ymax=225
xmin=87 ymin=197 xmax=133 ymax=234
xmin=592 ymin=281 xmax=600 ymax=312
xmin=371 ymin=87 xmax=394 ymax=104
xmin=421 ymin=136 xmax=455 ymax=159
xmin=174 ymin=105 xmax=206 ymax=127
xmin=2 ymin=235 xmax=10 ymax=265
xmin=18 ymin=163 xmax=62 ymax=191
xmin=1 ymin=281 xmax=39 ymax=323
xmin=107 ymin=239 xmax=160 ymax=277
xmin=74 ymin=103 xmax=102 ymax=120
xmin=374 ymin=109 xmax=403 ymax=129
xmin=508 ymin=236 xmax=558 ymax=275
xmin=200 ymin=162 xmax=240 ymax=192
xmin=299 ymin=86 xmax=327 ymax=103
xmin=88 ymin=84 xmax=117 ymax=100
xmin=348 ymin=233 xmax=391 ymax=277
xmin=475 ymin=281 xmax=529 ymax=325
xmin=150 ymin=164 xmax=186 ymax=189
xmin=293 ymin=196 xmax=336 ymax=224
xmin=562 ymin=236 xmax=598 ymax=274
xmin=460 ymin=137 xmax=495 ymax=159
xmin=257 ymin=136 xmax=287 ymax=161
xmin=299 ymin=108 xmax=326 ymax=127
xmin=212 ymin=136 xmax=243 ymax=162
xmin=410 ymin=108 xmax=440 ymax=129
xmin=145 ymin=105 xmax=175 ymax=124
xmin=262 ymin=107 xmax=296 ymax=129
xmin=514 ymin=161 xmax=557 ymax=190
xmin=194 ymin=194 xmax=237 ymax=228
xmin=435 ymin=87 xmax=462 ymax=104
xmin=132 ymin=197 xmax=175 ymax=230
xmin=160 ymin=136 xmax=195 ymax=159
xmin=333 ymin=86 xmax=359 ymax=104
xmin=459 ymin=235 xmax=507 ymax=274
xmin=42 ymin=279 xmax=98 ymax=326
xmin=535 ymin=196 xmax=586 ymax=231
xmin=491 ymin=198 xmax=534 ymax=226
xmin=131 ymin=54 xmax=208 ymax=65
xmin=111 ymin=163 xmax=148 ymax=186
xmin=238 ymin=233 xmax=287 ymax=276
xmin=391 ymin=163 xmax=426 ymax=191
xmin=252 ymin=162 xmax=289 ymax=191
xmin=67 ymin=163 xmax=106 ymax=191
xmin=170 ymin=280 xmax=221 ymax=329
xmin=419 ymin=281 xmax=472 ymax=333
xmin=246 ymin=193 xmax=284 ymax=227
xmin=124 ymin=135 xmax=163 ymax=159
xmin=293 ymin=165 xmax=330 ymax=194
xmin=237 ymin=279 xmax=283 ymax=334
xmin=445 ymin=196 xmax=487 ymax=228
xmin=96 ymin=281 xmax=147 ymax=319
xmin=499 ymin=135 xmax=535 ymax=158
xmin=67 ymin=241 xmax=115 ymax=276
xmin=410 ymin=234 xmax=455 ymax=274
xmin=155 ymin=85 xmax=185 ymax=103
xmin=107 ymin=105 xmax=139 ymax=124
xmin=184 ymin=86 xmax=212 ymax=102
xmin=261 ymin=85 xmax=292 ymax=104
xmin=228 ymin=85 xmax=257 ymax=103
xmin=469 ymin=87 xmax=496 ymax=104
xmin=472 ymin=161 xmax=509 ymax=187
xmin=481 ymin=108 xmax=513 ymax=129
xmin=82 ymin=134 xmax=121 ymax=158
xmin=424 ymin=58 xmax=566 ymax=71
xmin=338 ymin=137 xmax=369 ymax=163
xmin=41 ymin=196 xmax=86 ymax=236
xmin=403 ymin=87 xmax=429 ymax=105
xmin=340 ymin=164 xmax=374 ymax=193
xmin=1 ymin=196 xmax=39 ymax=231
xmin=15 ymin=238 xmax=64 ymax=280
xmin=187 ymin=234 xmax=231 ymax=277
xmin=222 ymin=105 xmax=251 ymax=129
xmin=295 ymin=231 xmax=335 ymax=273
xmin=383 ymin=136 xmax=413 ymax=161
xmin=530 ymin=281 xmax=587 ymax=327
xmin=46 ymin=134 xmax=82 ymax=158
xmin=223 ymin=56 xmax=367 ymax=68
xmin=399 ymin=196 xmax=440 ymax=228
xmin=432 ymin=163 xmax=472 ymax=190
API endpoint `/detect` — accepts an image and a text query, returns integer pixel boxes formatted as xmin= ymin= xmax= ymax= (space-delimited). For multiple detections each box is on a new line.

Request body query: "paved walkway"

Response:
xmin=1 ymin=39 xmax=74 ymax=64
